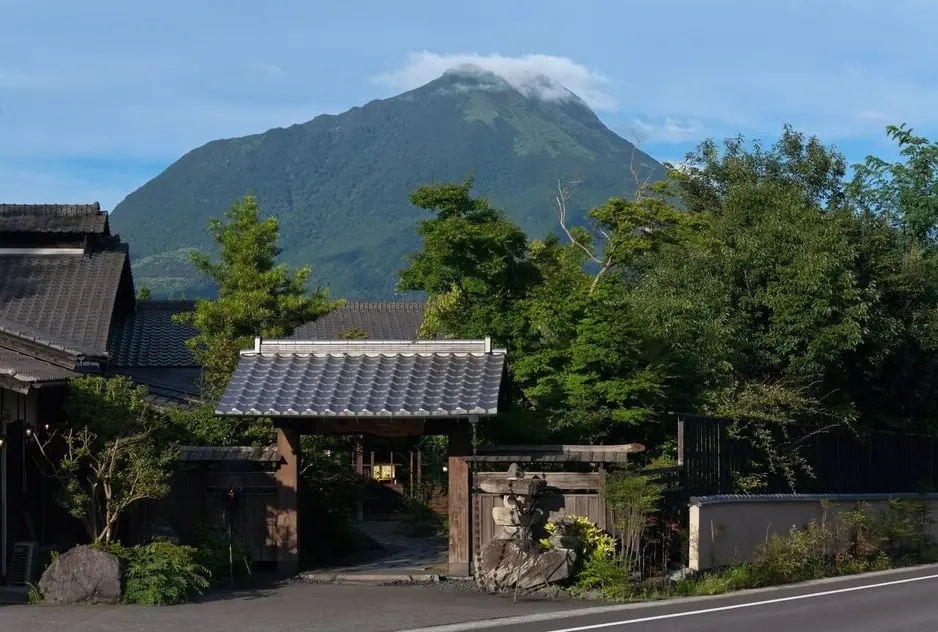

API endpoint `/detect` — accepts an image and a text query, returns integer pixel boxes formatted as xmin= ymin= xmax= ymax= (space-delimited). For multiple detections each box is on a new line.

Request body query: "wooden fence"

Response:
xmin=122 ymin=470 xmax=279 ymax=563
xmin=677 ymin=412 xmax=938 ymax=495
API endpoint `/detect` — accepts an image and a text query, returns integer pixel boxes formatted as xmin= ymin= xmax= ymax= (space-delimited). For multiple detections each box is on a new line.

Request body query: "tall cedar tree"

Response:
xmin=175 ymin=193 xmax=338 ymax=400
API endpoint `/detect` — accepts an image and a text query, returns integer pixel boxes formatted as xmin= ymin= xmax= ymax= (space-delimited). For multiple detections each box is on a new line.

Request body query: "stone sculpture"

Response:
xmin=475 ymin=463 xmax=579 ymax=591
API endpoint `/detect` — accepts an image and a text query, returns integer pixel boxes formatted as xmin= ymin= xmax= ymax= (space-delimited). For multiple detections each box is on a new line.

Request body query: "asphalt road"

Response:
xmin=0 ymin=581 xmax=588 ymax=632
xmin=404 ymin=565 xmax=938 ymax=632
xmin=2 ymin=566 xmax=937 ymax=632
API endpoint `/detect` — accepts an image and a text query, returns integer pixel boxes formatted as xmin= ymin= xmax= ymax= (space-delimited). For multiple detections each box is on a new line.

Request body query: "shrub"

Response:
xmin=98 ymin=539 xmax=210 ymax=605
xmin=541 ymin=514 xmax=621 ymax=595
xmin=748 ymin=522 xmax=829 ymax=586
xmin=540 ymin=514 xmax=616 ymax=561
xmin=192 ymin=524 xmax=252 ymax=585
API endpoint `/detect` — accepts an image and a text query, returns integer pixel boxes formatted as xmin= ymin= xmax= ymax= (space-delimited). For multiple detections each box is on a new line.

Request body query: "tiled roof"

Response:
xmin=178 ymin=445 xmax=280 ymax=463
xmin=0 ymin=347 xmax=76 ymax=383
xmin=289 ymin=300 xmax=425 ymax=340
xmin=0 ymin=250 xmax=128 ymax=356
xmin=0 ymin=203 xmax=108 ymax=235
xmin=216 ymin=339 xmax=505 ymax=418
xmin=114 ymin=367 xmax=203 ymax=397
xmin=108 ymin=300 xmax=197 ymax=367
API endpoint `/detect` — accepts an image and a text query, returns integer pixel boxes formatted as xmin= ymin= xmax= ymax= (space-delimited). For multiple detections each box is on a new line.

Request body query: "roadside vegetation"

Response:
xmin=541 ymin=474 xmax=938 ymax=602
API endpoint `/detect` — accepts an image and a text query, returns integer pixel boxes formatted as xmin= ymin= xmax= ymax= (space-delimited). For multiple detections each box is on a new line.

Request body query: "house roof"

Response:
xmin=288 ymin=300 xmax=425 ymax=340
xmin=0 ymin=203 xmax=108 ymax=235
xmin=0 ymin=347 xmax=77 ymax=385
xmin=0 ymin=250 xmax=129 ymax=357
xmin=105 ymin=299 xmax=427 ymax=406
xmin=178 ymin=445 xmax=280 ymax=463
xmin=216 ymin=338 xmax=505 ymax=418
xmin=108 ymin=300 xmax=197 ymax=367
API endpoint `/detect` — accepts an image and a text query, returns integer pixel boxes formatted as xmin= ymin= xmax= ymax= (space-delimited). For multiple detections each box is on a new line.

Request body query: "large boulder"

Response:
xmin=39 ymin=545 xmax=122 ymax=605
xmin=476 ymin=539 xmax=577 ymax=592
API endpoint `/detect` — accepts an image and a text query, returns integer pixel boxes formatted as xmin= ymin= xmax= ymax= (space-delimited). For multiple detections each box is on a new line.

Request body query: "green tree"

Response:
xmin=34 ymin=376 xmax=177 ymax=543
xmin=849 ymin=123 xmax=938 ymax=242
xmin=637 ymin=127 xmax=869 ymax=421
xmin=841 ymin=126 xmax=938 ymax=428
xmin=398 ymin=178 xmax=536 ymax=343
xmin=174 ymin=193 xmax=339 ymax=400
xmin=136 ymin=284 xmax=152 ymax=301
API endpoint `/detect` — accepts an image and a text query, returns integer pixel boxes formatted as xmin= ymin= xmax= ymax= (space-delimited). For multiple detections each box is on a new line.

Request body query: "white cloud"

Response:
xmin=856 ymin=109 xmax=888 ymax=122
xmin=373 ymin=51 xmax=617 ymax=111
xmin=631 ymin=117 xmax=705 ymax=144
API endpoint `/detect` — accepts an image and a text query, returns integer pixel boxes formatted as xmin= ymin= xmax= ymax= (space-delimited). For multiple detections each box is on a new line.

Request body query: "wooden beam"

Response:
xmin=447 ymin=421 xmax=471 ymax=576
xmin=473 ymin=444 xmax=646 ymax=454
xmin=274 ymin=426 xmax=300 ymax=575
xmin=311 ymin=418 xmax=426 ymax=437
xmin=473 ymin=471 xmax=602 ymax=492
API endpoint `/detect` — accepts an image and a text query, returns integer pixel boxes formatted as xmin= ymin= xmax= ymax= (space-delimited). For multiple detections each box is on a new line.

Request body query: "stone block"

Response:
xmin=39 ymin=545 xmax=122 ymax=605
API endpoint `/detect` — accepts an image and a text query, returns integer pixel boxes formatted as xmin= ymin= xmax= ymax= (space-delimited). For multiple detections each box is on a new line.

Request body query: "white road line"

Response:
xmin=543 ymin=573 xmax=938 ymax=632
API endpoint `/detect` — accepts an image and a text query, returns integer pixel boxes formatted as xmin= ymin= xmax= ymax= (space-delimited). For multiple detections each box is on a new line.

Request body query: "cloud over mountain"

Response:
xmin=374 ymin=51 xmax=616 ymax=111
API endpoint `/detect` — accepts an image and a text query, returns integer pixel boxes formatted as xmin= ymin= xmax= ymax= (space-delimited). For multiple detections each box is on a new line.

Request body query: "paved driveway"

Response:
xmin=0 ymin=582 xmax=587 ymax=632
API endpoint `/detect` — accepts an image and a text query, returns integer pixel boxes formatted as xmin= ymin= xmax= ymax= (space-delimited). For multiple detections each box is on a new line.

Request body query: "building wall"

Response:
xmin=688 ymin=494 xmax=938 ymax=570
xmin=0 ymin=385 xmax=84 ymax=582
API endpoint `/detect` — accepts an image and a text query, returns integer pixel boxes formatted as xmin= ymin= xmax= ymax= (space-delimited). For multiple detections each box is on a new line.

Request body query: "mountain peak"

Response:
xmin=426 ymin=64 xmax=586 ymax=108
xmin=112 ymin=66 xmax=665 ymax=300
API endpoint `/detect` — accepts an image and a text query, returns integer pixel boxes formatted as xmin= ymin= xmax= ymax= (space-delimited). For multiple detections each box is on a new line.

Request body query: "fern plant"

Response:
xmin=121 ymin=540 xmax=210 ymax=605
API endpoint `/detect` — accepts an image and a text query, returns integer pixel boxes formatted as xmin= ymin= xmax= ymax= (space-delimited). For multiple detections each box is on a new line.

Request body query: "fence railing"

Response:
xmin=676 ymin=412 xmax=938 ymax=496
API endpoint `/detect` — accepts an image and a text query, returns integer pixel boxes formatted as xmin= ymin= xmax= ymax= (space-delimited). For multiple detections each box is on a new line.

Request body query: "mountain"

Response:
xmin=111 ymin=66 xmax=667 ymax=299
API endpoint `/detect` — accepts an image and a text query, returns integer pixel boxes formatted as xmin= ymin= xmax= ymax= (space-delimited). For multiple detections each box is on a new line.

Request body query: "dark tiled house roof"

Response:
xmin=0 ymin=203 xmax=108 ymax=235
xmin=0 ymin=251 xmax=130 ymax=356
xmin=0 ymin=202 xmax=133 ymax=392
xmin=108 ymin=300 xmax=197 ymax=367
xmin=105 ymin=300 xmax=429 ymax=406
xmin=289 ymin=300 xmax=425 ymax=340
xmin=0 ymin=347 xmax=77 ymax=383
xmin=106 ymin=300 xmax=201 ymax=404
xmin=216 ymin=339 xmax=505 ymax=417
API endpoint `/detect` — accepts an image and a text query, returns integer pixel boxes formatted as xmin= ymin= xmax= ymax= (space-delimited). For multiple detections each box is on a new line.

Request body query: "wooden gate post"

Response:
xmin=275 ymin=425 xmax=301 ymax=575
xmin=447 ymin=421 xmax=471 ymax=576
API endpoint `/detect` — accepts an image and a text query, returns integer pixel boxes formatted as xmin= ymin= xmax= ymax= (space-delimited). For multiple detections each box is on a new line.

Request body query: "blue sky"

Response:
xmin=3 ymin=0 xmax=937 ymax=211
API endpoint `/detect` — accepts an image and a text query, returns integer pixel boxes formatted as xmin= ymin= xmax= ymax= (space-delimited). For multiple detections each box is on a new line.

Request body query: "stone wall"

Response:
xmin=689 ymin=493 xmax=938 ymax=570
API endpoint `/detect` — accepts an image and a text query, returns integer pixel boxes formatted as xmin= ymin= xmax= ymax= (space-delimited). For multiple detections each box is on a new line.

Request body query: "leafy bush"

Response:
xmin=540 ymin=514 xmax=616 ymax=560
xmin=747 ymin=522 xmax=830 ymax=586
xmin=97 ymin=539 xmax=210 ymax=605
xmin=578 ymin=499 xmax=937 ymax=602
xmin=192 ymin=524 xmax=252 ymax=585
xmin=541 ymin=514 xmax=621 ymax=596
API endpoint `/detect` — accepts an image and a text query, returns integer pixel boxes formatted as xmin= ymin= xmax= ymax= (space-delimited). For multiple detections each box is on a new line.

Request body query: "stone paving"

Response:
xmin=302 ymin=520 xmax=449 ymax=579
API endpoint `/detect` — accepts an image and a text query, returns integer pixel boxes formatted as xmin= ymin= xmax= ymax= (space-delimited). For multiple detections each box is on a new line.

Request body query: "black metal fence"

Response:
xmin=677 ymin=412 xmax=938 ymax=496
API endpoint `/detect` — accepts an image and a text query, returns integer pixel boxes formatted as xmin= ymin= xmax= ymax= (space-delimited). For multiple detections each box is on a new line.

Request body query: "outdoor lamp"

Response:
xmin=0 ymin=434 xmax=6 ymax=450
xmin=24 ymin=427 xmax=33 ymax=439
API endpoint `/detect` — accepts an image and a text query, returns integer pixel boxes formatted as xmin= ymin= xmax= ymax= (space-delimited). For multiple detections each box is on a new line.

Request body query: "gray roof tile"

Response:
xmin=0 ymin=347 xmax=76 ymax=383
xmin=178 ymin=445 xmax=280 ymax=463
xmin=217 ymin=339 xmax=505 ymax=418
xmin=0 ymin=251 xmax=129 ymax=356
xmin=113 ymin=367 xmax=203 ymax=397
xmin=289 ymin=300 xmax=425 ymax=340
xmin=108 ymin=300 xmax=197 ymax=367
xmin=0 ymin=203 xmax=108 ymax=235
